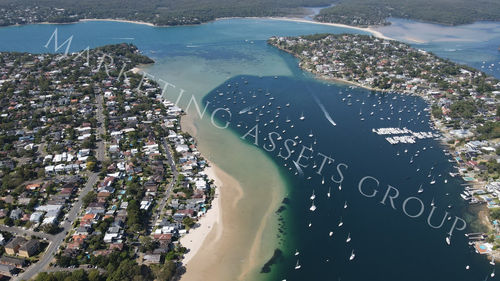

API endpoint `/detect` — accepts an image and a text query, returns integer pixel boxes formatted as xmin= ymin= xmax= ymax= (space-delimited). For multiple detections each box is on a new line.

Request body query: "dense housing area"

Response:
xmin=0 ymin=44 xmax=216 ymax=280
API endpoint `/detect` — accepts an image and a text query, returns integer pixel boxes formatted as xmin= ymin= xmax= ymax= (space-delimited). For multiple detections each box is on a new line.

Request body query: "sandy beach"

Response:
xmin=179 ymin=165 xmax=224 ymax=264
xmin=128 ymin=16 xmax=393 ymax=281
xmin=267 ymin=17 xmax=393 ymax=40
xmin=214 ymin=16 xmax=392 ymax=40
xmin=178 ymin=113 xmax=285 ymax=281
xmin=79 ymin=18 xmax=155 ymax=27
xmin=83 ymin=16 xmax=392 ymax=40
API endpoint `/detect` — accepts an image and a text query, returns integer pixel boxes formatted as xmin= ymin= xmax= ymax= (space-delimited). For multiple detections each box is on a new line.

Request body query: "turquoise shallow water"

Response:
xmin=375 ymin=18 xmax=500 ymax=79
xmin=1 ymin=18 xmax=500 ymax=281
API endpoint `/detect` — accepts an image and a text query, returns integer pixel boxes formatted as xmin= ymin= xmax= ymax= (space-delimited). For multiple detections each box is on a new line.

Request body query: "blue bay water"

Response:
xmin=204 ymin=75 xmax=495 ymax=281
xmin=1 ymin=18 xmax=499 ymax=281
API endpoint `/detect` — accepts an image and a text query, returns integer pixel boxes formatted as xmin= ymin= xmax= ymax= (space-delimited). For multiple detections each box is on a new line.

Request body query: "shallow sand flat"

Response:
xmin=180 ymin=113 xmax=285 ymax=281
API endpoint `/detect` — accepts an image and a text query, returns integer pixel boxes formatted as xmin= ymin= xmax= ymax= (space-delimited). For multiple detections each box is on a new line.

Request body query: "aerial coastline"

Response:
xmin=269 ymin=33 xmax=500 ymax=260
xmin=0 ymin=12 xmax=499 ymax=281
xmin=177 ymin=106 xmax=286 ymax=281
xmin=179 ymin=164 xmax=222 ymax=265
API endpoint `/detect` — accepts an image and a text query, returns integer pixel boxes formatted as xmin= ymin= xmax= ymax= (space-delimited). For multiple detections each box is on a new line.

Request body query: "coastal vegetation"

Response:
xmin=315 ymin=0 xmax=500 ymax=26
xmin=0 ymin=42 xmax=218 ymax=280
xmin=268 ymin=34 xmax=499 ymax=100
xmin=0 ymin=0 xmax=331 ymax=26
xmin=269 ymin=33 xmax=500 ymax=259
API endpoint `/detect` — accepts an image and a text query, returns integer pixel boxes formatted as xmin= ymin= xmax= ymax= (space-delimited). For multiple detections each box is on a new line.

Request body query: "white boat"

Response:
xmin=338 ymin=218 xmax=343 ymax=227
xmin=344 ymin=201 xmax=348 ymax=209
xmin=490 ymin=256 xmax=495 ymax=266
xmin=430 ymin=177 xmax=436 ymax=185
xmin=308 ymin=222 xmax=312 ymax=227
xmin=431 ymin=198 xmax=435 ymax=207
xmin=338 ymin=185 xmax=342 ymax=191
xmin=295 ymin=260 xmax=301 ymax=270
xmin=295 ymin=250 xmax=299 ymax=256
xmin=309 ymin=201 xmax=317 ymax=212
xmin=491 ymin=270 xmax=495 ymax=278
xmin=417 ymin=184 xmax=424 ymax=194
xmin=465 ymin=265 xmax=470 ymax=270
xmin=444 ymin=179 xmax=448 ymax=184
xmin=329 ymin=231 xmax=333 ymax=237
xmin=349 ymin=250 xmax=355 ymax=261
xmin=445 ymin=236 xmax=451 ymax=245
xmin=310 ymin=190 xmax=316 ymax=200
xmin=327 ymin=186 xmax=331 ymax=198
xmin=346 ymin=233 xmax=351 ymax=243
xmin=299 ymin=112 xmax=305 ymax=121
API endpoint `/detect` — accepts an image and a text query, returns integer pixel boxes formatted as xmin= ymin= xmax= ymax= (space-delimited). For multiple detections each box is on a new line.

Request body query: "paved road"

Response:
xmin=15 ymin=94 xmax=107 ymax=281
xmin=45 ymin=265 xmax=106 ymax=274
xmin=150 ymin=138 xmax=179 ymax=230
xmin=0 ymin=225 xmax=53 ymax=240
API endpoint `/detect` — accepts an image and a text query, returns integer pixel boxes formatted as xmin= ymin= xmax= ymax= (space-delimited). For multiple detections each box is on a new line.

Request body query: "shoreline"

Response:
xmin=178 ymin=111 xmax=284 ymax=281
xmin=130 ymin=64 xmax=285 ymax=280
xmin=179 ymin=164 xmax=223 ymax=265
xmin=264 ymin=17 xmax=393 ymax=40
xmin=82 ymin=16 xmax=393 ymax=40
xmin=272 ymin=39 xmax=500 ymax=259
xmin=3 ymin=16 xmax=392 ymax=41
xmin=79 ymin=18 xmax=155 ymax=27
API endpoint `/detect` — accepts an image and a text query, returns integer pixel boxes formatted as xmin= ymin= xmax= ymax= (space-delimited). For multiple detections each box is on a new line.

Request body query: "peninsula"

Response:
xmin=1 ymin=0 xmax=500 ymax=28
xmin=315 ymin=0 xmax=500 ymax=26
xmin=269 ymin=33 xmax=500 ymax=259
xmin=0 ymin=44 xmax=217 ymax=280
xmin=0 ymin=0 xmax=330 ymax=26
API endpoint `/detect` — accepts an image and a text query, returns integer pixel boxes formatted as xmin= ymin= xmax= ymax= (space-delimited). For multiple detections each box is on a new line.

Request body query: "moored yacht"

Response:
xmin=295 ymin=260 xmax=301 ymax=270
xmin=309 ymin=201 xmax=317 ymax=211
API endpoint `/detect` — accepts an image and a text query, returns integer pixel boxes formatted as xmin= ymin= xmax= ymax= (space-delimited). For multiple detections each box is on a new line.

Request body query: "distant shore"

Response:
xmin=83 ymin=16 xmax=392 ymax=40
xmin=5 ymin=16 xmax=392 ymax=41
xmin=264 ymin=17 xmax=393 ymax=40
xmin=79 ymin=18 xmax=155 ymax=27
xmin=79 ymin=16 xmax=392 ymax=40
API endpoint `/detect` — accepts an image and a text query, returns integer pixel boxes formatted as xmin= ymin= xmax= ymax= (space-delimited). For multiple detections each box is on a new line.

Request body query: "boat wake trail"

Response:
xmin=292 ymin=160 xmax=304 ymax=176
xmin=313 ymin=94 xmax=336 ymax=126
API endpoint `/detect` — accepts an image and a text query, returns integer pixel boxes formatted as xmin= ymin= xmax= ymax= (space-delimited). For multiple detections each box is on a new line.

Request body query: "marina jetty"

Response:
xmin=269 ymin=33 xmax=500 ymax=261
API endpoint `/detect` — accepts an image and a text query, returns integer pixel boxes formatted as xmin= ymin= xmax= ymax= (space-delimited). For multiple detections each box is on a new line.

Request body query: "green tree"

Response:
xmin=83 ymin=191 xmax=97 ymax=207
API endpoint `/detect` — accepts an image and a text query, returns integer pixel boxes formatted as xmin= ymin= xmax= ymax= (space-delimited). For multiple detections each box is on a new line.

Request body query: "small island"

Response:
xmin=269 ymin=33 xmax=500 ymax=259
